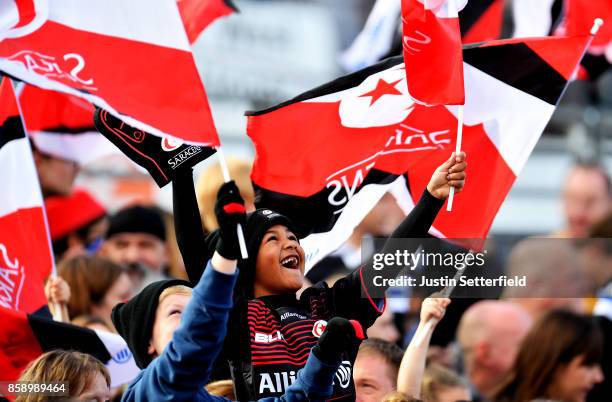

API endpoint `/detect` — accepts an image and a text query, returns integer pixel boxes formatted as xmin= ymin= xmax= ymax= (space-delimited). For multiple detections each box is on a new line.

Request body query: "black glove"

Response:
xmin=214 ymin=181 xmax=246 ymax=260
xmin=313 ymin=317 xmax=365 ymax=365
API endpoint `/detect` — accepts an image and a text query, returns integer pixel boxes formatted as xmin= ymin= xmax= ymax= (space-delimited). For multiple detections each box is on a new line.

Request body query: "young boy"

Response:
xmin=111 ymin=190 xmax=366 ymax=401
xmin=173 ymin=152 xmax=467 ymax=400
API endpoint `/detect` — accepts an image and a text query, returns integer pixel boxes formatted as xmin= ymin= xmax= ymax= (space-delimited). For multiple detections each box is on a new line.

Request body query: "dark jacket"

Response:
xmin=173 ymin=172 xmax=444 ymax=400
xmin=122 ymin=262 xmax=343 ymax=402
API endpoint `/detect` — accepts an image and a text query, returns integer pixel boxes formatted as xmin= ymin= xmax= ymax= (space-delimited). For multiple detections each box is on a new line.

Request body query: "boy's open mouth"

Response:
xmin=280 ymin=254 xmax=300 ymax=269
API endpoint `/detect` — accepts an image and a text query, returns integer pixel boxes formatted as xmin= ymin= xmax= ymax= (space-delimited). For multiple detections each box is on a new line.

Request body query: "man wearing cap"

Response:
xmin=101 ymin=205 xmax=168 ymax=291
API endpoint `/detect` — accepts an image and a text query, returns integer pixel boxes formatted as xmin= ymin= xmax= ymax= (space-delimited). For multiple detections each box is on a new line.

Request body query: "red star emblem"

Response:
xmin=360 ymin=78 xmax=403 ymax=106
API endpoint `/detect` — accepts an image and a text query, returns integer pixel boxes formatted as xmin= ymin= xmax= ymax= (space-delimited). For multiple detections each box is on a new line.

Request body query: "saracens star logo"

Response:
xmin=312 ymin=320 xmax=327 ymax=338
xmin=1 ymin=0 xmax=49 ymax=41
xmin=161 ymin=137 xmax=183 ymax=152
xmin=308 ymin=64 xmax=416 ymax=129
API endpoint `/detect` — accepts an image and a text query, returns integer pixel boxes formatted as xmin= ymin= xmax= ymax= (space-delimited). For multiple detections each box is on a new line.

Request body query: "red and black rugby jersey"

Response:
xmin=228 ymin=270 xmax=384 ymax=401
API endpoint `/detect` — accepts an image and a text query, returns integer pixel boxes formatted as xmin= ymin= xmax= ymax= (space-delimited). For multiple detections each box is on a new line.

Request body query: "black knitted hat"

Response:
xmin=202 ymin=209 xmax=296 ymax=297
xmin=244 ymin=209 xmax=296 ymax=264
xmin=106 ymin=205 xmax=166 ymax=241
xmin=111 ymin=278 xmax=192 ymax=369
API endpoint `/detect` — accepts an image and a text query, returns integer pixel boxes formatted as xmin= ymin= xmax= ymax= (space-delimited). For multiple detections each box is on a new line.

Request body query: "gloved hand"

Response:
xmin=214 ymin=181 xmax=246 ymax=260
xmin=313 ymin=317 xmax=365 ymax=365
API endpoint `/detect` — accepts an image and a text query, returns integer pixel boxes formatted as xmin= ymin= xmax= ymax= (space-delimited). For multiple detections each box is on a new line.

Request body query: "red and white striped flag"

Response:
xmin=401 ymin=0 xmax=467 ymax=105
xmin=0 ymin=0 xmax=219 ymax=145
xmin=0 ymin=77 xmax=52 ymax=314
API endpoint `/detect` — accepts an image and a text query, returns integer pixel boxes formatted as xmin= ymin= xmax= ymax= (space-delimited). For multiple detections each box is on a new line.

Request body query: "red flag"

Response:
xmin=460 ymin=0 xmax=504 ymax=43
xmin=401 ymin=0 xmax=466 ymax=105
xmin=247 ymin=35 xmax=590 ymax=269
xmin=0 ymin=307 xmax=42 ymax=382
xmin=177 ymin=0 xmax=237 ymax=43
xmin=563 ymin=0 xmax=612 ymax=61
xmin=0 ymin=78 xmax=52 ymax=314
xmin=18 ymin=84 xmax=118 ymax=164
xmin=0 ymin=0 xmax=219 ymax=145
xmin=0 ymin=306 xmax=139 ymax=386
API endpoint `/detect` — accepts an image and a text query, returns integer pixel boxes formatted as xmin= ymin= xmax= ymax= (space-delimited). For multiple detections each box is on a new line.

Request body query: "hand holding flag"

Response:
xmin=402 ymin=0 xmax=467 ymax=210
xmin=44 ymin=276 xmax=70 ymax=322
xmin=247 ymin=32 xmax=595 ymax=268
xmin=214 ymin=181 xmax=247 ymax=261
xmin=426 ymin=152 xmax=467 ymax=200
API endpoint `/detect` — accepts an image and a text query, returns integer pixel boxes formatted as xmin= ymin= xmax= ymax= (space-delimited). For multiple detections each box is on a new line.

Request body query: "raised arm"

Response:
xmin=124 ymin=257 xmax=237 ymax=402
xmin=172 ymin=168 xmax=209 ymax=283
xmin=124 ymin=184 xmax=246 ymax=401
xmin=397 ymin=296 xmax=450 ymax=397
xmin=385 ymin=152 xmax=466 ymax=241
xmin=358 ymin=152 xmax=467 ymax=300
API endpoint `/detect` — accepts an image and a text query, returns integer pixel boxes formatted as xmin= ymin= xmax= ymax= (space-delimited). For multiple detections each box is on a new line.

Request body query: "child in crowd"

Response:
xmin=17 ymin=350 xmax=110 ymax=402
xmin=421 ymin=364 xmax=470 ymax=402
xmin=172 ymin=152 xmax=467 ymax=400
xmin=111 ymin=189 xmax=366 ymax=401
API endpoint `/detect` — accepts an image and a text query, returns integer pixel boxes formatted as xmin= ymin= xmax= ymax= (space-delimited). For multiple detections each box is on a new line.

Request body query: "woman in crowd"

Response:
xmin=58 ymin=255 xmax=133 ymax=330
xmin=17 ymin=350 xmax=110 ymax=402
xmin=494 ymin=310 xmax=604 ymax=402
xmin=172 ymin=152 xmax=467 ymax=401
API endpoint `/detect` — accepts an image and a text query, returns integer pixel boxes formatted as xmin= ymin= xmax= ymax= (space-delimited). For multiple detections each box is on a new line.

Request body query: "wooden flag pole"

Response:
xmin=216 ymin=146 xmax=249 ymax=259
xmin=446 ymin=104 xmax=464 ymax=212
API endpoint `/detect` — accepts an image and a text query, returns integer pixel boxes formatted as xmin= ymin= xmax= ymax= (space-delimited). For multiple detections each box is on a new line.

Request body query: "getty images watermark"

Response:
xmin=361 ymin=238 xmax=531 ymax=299
xmin=371 ymin=247 xmax=525 ymax=288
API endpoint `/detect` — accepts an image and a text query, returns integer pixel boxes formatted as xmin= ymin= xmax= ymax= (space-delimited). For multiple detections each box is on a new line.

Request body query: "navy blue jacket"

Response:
xmin=122 ymin=262 xmax=341 ymax=402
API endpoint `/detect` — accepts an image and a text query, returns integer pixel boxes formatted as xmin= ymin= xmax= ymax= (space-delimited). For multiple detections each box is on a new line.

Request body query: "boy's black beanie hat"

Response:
xmin=238 ymin=209 xmax=297 ymax=297
xmin=199 ymin=209 xmax=297 ymax=297
xmin=111 ymin=278 xmax=192 ymax=369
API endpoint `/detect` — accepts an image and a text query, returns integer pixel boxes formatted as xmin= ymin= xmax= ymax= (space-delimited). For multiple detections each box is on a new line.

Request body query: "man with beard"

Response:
xmin=101 ymin=205 xmax=168 ymax=291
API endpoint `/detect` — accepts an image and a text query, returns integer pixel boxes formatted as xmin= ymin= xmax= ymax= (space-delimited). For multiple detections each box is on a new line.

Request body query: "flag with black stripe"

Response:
xmin=460 ymin=0 xmax=505 ymax=43
xmin=247 ymin=35 xmax=590 ymax=270
xmin=18 ymin=84 xmax=118 ymax=165
xmin=93 ymin=108 xmax=216 ymax=188
xmin=0 ymin=306 xmax=139 ymax=387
